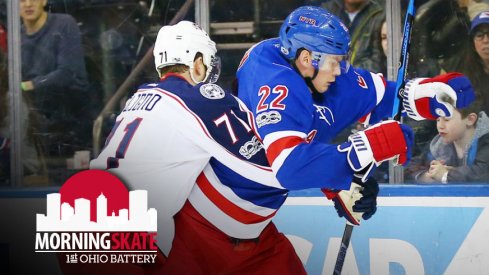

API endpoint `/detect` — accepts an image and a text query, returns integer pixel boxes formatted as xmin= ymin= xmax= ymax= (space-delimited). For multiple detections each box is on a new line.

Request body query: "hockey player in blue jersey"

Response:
xmin=237 ymin=6 xmax=475 ymax=224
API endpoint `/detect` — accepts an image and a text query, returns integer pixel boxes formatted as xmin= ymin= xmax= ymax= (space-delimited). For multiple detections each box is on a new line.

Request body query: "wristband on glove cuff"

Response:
xmin=322 ymin=183 xmax=364 ymax=226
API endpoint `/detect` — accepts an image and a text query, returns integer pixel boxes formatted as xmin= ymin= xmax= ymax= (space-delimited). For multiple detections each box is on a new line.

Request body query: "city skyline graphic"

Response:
xmin=36 ymin=190 xmax=157 ymax=232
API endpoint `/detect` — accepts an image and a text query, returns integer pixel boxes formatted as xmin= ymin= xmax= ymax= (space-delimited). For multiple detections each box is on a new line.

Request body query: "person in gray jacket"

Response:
xmin=415 ymin=100 xmax=489 ymax=183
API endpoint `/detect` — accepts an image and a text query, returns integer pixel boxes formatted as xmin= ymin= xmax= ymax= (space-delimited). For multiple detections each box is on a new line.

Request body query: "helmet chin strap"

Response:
xmin=291 ymin=61 xmax=320 ymax=95
xmin=305 ymin=67 xmax=320 ymax=95
xmin=189 ymin=67 xmax=205 ymax=84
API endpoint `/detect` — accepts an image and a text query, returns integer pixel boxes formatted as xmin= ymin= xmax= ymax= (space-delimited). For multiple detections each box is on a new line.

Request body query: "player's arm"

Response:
xmin=264 ymin=118 xmax=413 ymax=190
xmin=250 ymin=76 xmax=411 ymax=190
xmin=265 ymin=135 xmax=359 ymax=190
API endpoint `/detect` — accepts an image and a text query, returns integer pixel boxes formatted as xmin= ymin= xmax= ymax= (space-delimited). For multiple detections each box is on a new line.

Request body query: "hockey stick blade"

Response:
xmin=333 ymin=223 xmax=354 ymax=275
xmin=391 ymin=0 xmax=416 ymax=120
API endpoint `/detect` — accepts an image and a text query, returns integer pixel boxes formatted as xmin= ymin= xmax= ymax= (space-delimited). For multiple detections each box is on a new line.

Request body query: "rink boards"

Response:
xmin=275 ymin=184 xmax=489 ymax=275
xmin=1 ymin=184 xmax=489 ymax=275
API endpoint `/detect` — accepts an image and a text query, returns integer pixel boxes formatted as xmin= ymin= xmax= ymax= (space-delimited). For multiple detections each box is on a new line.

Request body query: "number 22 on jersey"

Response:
xmin=256 ymin=85 xmax=289 ymax=113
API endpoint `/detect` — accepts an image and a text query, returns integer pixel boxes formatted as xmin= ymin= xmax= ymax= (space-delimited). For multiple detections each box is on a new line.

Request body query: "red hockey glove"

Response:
xmin=337 ymin=120 xmax=414 ymax=182
xmin=322 ymin=177 xmax=379 ymax=225
xmin=402 ymin=72 xmax=475 ymax=120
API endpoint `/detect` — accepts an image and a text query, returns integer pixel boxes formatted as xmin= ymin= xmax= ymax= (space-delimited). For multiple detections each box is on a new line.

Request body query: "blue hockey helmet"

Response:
xmin=279 ymin=6 xmax=351 ymax=60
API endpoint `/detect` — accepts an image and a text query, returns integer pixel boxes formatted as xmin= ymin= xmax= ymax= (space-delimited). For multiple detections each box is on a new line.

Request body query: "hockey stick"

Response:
xmin=333 ymin=222 xmax=354 ymax=275
xmin=391 ymin=0 xmax=416 ymax=120
xmin=332 ymin=184 xmax=363 ymax=275
xmin=333 ymin=1 xmax=417 ymax=274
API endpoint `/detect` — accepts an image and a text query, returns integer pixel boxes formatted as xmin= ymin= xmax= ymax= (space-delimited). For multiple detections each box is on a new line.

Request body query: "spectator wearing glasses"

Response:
xmin=449 ymin=11 xmax=489 ymax=114
xmin=468 ymin=11 xmax=489 ymax=111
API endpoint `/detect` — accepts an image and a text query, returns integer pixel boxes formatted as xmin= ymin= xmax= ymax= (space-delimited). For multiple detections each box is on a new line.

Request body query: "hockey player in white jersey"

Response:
xmin=91 ymin=21 xmax=311 ymax=274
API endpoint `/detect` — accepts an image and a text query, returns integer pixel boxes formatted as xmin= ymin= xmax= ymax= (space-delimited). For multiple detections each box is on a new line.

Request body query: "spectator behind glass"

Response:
xmin=0 ymin=46 xmax=8 ymax=183
xmin=414 ymin=100 xmax=489 ymax=183
xmin=20 ymin=0 xmax=89 ymax=157
xmin=0 ymin=44 xmax=42 ymax=184
xmin=321 ymin=0 xmax=385 ymax=72
xmin=379 ymin=19 xmax=387 ymax=76
xmin=0 ymin=23 xmax=6 ymax=54
xmin=455 ymin=11 xmax=489 ymax=114
xmin=458 ymin=0 xmax=489 ymax=20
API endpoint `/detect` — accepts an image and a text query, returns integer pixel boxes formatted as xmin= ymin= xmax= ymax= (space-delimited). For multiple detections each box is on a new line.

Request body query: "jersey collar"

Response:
xmin=160 ymin=73 xmax=188 ymax=82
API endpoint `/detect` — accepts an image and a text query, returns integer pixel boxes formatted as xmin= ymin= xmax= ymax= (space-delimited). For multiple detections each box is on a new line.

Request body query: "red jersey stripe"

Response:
xmin=196 ymin=173 xmax=277 ymax=224
xmin=266 ymin=136 xmax=304 ymax=164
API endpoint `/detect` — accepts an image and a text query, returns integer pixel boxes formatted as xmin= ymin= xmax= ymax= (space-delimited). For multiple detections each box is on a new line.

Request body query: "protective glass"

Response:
xmin=311 ymin=52 xmax=351 ymax=74
xmin=206 ymin=55 xmax=221 ymax=84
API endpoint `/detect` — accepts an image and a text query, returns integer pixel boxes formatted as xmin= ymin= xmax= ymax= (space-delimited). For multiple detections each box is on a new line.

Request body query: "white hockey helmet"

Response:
xmin=153 ymin=21 xmax=220 ymax=83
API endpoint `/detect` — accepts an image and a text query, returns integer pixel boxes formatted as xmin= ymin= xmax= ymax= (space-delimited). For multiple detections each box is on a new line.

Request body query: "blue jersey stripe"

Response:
xmin=209 ymin=158 xmax=287 ymax=209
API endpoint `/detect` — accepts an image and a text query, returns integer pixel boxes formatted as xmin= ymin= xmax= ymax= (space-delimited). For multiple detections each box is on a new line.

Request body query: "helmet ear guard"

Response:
xmin=153 ymin=21 xmax=220 ymax=83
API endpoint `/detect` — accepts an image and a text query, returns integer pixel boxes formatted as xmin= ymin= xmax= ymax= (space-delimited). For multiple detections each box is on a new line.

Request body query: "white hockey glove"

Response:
xmin=402 ymin=72 xmax=475 ymax=121
xmin=322 ymin=177 xmax=379 ymax=225
xmin=337 ymin=120 xmax=414 ymax=182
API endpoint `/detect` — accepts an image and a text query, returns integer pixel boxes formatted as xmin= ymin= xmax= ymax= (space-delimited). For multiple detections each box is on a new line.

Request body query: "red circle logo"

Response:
xmin=59 ymin=170 xmax=129 ymax=222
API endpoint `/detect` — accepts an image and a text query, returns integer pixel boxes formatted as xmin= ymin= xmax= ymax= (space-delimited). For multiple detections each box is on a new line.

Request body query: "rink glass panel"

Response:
xmin=1 ymin=0 xmax=485 ymax=186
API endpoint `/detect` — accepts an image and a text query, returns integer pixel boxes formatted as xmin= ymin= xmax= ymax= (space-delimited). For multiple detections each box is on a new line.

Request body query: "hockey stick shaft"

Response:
xmin=333 ymin=2 xmax=417 ymax=274
xmin=391 ymin=0 xmax=416 ymax=120
xmin=333 ymin=223 xmax=354 ymax=275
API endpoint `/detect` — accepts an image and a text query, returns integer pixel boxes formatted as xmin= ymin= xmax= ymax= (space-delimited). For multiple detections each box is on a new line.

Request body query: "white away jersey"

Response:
xmin=90 ymin=75 xmax=286 ymax=255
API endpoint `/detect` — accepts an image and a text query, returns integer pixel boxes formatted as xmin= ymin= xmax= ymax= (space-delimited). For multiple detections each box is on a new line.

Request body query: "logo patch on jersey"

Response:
xmin=239 ymin=136 xmax=264 ymax=159
xmin=313 ymin=104 xmax=334 ymax=126
xmin=280 ymin=46 xmax=289 ymax=56
xmin=238 ymin=51 xmax=250 ymax=71
xmin=256 ymin=110 xmax=282 ymax=128
xmin=355 ymin=71 xmax=368 ymax=89
xmin=200 ymin=84 xmax=225 ymax=99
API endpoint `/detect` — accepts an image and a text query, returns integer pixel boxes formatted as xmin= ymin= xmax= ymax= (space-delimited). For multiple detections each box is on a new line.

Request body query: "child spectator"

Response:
xmin=415 ymin=100 xmax=489 ymax=183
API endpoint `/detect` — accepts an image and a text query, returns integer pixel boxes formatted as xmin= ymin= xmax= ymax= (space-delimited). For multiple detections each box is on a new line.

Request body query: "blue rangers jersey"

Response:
xmin=90 ymin=75 xmax=286 ymax=255
xmin=237 ymin=38 xmax=397 ymax=190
